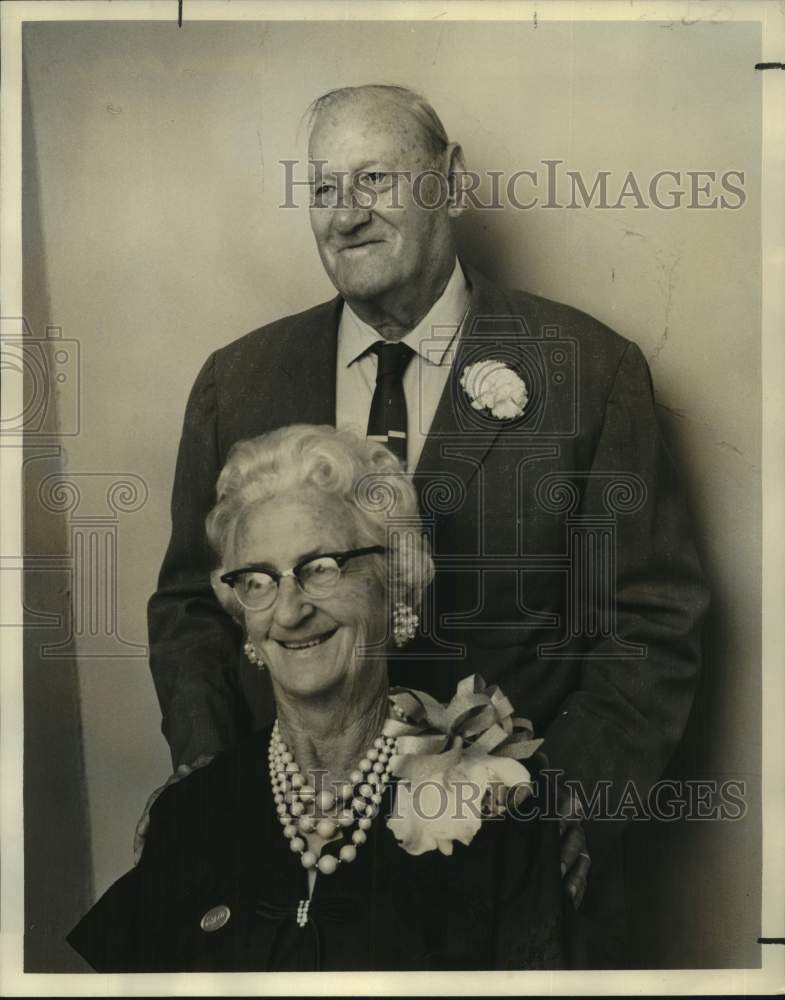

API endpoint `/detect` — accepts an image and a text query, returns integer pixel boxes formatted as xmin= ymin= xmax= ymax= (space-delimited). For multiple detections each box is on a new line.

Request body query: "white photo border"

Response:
xmin=2 ymin=1 xmax=783 ymax=995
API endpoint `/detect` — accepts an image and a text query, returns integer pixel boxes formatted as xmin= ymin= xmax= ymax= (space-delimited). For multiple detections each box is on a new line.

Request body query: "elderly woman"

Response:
xmin=68 ymin=425 xmax=566 ymax=972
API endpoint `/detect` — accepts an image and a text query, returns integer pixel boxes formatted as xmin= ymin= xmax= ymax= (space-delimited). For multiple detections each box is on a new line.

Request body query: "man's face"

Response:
xmin=308 ymin=96 xmax=453 ymax=305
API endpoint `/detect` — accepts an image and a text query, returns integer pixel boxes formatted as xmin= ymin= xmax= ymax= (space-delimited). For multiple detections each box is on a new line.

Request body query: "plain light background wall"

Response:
xmin=22 ymin=18 xmax=761 ymax=970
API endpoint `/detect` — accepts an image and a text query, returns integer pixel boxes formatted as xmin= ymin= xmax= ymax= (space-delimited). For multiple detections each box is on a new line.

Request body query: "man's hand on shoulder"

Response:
xmin=558 ymin=787 xmax=591 ymax=910
xmin=133 ymin=753 xmax=216 ymax=864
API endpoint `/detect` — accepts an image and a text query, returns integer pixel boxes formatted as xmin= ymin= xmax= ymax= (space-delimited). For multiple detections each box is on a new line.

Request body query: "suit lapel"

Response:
xmin=413 ymin=265 xmax=531 ymax=510
xmin=268 ymin=296 xmax=342 ymax=430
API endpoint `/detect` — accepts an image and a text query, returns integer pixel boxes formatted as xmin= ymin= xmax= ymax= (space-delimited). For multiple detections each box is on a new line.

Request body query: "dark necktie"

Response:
xmin=366 ymin=341 xmax=415 ymax=466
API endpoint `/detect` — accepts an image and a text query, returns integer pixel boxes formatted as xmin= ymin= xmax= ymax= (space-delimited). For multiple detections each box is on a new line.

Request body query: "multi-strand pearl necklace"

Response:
xmin=268 ymin=720 xmax=398 ymax=896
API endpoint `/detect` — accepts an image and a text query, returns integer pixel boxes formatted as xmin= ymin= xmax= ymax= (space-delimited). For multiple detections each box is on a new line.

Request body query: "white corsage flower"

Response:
xmin=460 ymin=359 xmax=528 ymax=420
xmin=383 ymin=675 xmax=541 ymax=858
xmin=388 ymin=740 xmax=532 ymax=856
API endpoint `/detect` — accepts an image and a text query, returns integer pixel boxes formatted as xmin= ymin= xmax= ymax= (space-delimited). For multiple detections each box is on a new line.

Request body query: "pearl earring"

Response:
xmin=243 ymin=638 xmax=265 ymax=670
xmin=392 ymin=602 xmax=419 ymax=647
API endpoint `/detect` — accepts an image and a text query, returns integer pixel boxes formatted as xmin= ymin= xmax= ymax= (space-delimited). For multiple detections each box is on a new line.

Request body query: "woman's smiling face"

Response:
xmin=231 ymin=489 xmax=388 ymax=701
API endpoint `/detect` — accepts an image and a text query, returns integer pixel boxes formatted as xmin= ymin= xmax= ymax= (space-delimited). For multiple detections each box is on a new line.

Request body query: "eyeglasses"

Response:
xmin=219 ymin=545 xmax=386 ymax=612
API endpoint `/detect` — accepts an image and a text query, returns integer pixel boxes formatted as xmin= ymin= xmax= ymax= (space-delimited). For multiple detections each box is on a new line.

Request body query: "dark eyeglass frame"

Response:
xmin=219 ymin=545 xmax=386 ymax=610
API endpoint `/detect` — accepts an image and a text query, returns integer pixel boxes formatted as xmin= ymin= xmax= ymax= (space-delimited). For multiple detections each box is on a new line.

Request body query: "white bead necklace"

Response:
xmin=268 ymin=720 xmax=398 ymax=908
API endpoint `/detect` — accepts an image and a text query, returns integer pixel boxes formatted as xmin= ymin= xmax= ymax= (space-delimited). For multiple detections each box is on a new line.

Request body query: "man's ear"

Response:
xmin=445 ymin=142 xmax=468 ymax=219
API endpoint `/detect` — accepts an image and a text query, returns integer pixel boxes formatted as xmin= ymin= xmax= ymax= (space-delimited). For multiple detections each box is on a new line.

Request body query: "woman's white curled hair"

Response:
xmin=206 ymin=424 xmax=434 ymax=619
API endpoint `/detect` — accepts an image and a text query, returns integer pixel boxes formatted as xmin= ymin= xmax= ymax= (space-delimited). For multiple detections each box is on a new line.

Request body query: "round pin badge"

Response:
xmin=200 ymin=904 xmax=231 ymax=932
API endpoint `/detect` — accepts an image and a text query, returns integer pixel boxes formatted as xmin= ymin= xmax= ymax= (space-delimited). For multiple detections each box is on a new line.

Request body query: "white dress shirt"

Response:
xmin=335 ymin=259 xmax=471 ymax=472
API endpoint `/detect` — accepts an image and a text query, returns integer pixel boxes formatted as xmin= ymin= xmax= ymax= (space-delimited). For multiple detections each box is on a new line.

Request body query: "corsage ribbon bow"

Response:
xmin=382 ymin=674 xmax=543 ymax=857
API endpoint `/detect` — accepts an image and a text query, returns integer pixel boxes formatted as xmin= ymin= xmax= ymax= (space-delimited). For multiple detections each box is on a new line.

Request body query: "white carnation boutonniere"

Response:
xmin=383 ymin=675 xmax=542 ymax=857
xmin=460 ymin=359 xmax=528 ymax=421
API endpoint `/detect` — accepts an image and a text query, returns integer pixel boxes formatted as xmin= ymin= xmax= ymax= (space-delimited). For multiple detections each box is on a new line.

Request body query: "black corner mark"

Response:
xmin=178 ymin=0 xmax=183 ymax=27
xmin=757 ymin=936 xmax=785 ymax=944
xmin=754 ymin=62 xmax=785 ymax=70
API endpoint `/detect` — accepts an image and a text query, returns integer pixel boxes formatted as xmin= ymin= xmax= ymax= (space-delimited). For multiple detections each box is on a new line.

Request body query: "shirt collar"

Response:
xmin=338 ymin=258 xmax=471 ymax=369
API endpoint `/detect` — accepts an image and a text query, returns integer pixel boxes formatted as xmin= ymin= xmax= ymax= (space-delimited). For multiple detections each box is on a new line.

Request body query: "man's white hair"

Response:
xmin=305 ymin=84 xmax=449 ymax=160
xmin=206 ymin=424 xmax=434 ymax=621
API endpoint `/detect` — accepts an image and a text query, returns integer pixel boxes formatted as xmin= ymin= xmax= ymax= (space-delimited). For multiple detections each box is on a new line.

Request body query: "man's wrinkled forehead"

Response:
xmin=308 ymin=93 xmax=435 ymax=168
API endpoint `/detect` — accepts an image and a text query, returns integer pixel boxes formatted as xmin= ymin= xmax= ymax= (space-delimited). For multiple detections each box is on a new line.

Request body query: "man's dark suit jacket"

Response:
xmin=148 ymin=264 xmax=709 ymax=884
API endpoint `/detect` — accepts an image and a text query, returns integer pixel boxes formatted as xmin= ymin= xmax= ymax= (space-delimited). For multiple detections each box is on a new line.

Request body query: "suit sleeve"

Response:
xmin=542 ymin=341 xmax=710 ymax=858
xmin=494 ymin=774 xmax=568 ymax=969
xmin=147 ymin=353 xmax=253 ymax=767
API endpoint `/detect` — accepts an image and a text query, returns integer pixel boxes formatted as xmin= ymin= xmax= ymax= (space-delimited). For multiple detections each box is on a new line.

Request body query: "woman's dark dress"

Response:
xmin=68 ymin=726 xmax=567 ymax=971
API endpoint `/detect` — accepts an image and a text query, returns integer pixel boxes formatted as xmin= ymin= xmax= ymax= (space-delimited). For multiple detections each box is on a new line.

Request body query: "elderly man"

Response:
xmin=148 ymin=84 xmax=708 ymax=967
